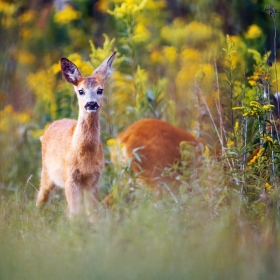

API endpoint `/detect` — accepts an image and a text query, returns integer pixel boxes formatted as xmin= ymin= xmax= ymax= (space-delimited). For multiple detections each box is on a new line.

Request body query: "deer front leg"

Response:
xmin=84 ymin=172 xmax=101 ymax=216
xmin=36 ymin=170 xmax=55 ymax=207
xmin=65 ymin=170 xmax=82 ymax=216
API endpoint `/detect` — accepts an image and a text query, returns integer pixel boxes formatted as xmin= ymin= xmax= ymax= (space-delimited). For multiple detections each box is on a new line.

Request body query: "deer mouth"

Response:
xmin=84 ymin=101 xmax=100 ymax=112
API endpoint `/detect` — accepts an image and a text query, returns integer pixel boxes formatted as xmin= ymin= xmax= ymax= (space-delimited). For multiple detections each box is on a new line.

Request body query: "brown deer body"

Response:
xmin=111 ymin=118 xmax=202 ymax=186
xmin=36 ymin=52 xmax=116 ymax=215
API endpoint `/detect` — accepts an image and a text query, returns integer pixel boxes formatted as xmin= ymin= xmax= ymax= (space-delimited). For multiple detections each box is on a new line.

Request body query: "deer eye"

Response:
xmin=78 ymin=89 xmax=85 ymax=95
xmin=97 ymin=88 xmax=103 ymax=95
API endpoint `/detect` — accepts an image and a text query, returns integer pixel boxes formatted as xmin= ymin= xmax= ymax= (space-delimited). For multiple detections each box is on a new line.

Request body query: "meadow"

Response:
xmin=1 ymin=0 xmax=280 ymax=278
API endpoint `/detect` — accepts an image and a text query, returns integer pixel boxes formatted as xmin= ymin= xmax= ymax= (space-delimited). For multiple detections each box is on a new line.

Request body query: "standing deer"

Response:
xmin=36 ymin=51 xmax=116 ymax=216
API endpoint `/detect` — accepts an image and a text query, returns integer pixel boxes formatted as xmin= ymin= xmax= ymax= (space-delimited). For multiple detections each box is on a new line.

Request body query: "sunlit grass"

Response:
xmin=0 ymin=188 xmax=280 ymax=280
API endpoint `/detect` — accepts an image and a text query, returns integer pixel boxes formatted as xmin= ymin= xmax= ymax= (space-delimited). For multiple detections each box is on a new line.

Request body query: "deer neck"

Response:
xmin=72 ymin=111 xmax=101 ymax=154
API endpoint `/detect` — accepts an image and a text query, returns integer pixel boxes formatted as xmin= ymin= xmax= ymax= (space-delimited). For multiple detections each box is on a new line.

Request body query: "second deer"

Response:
xmin=109 ymin=118 xmax=203 ymax=188
xmin=36 ymin=52 xmax=116 ymax=216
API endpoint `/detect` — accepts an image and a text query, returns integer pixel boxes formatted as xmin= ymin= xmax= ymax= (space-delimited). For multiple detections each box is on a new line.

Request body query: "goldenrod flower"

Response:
xmin=19 ymin=10 xmax=36 ymax=23
xmin=16 ymin=51 xmax=36 ymax=65
xmin=150 ymin=50 xmax=163 ymax=64
xmin=203 ymin=146 xmax=210 ymax=158
xmin=32 ymin=129 xmax=45 ymax=139
xmin=257 ymin=148 xmax=265 ymax=156
xmin=54 ymin=5 xmax=81 ymax=24
xmin=1 ymin=16 xmax=16 ymax=28
xmin=20 ymin=28 xmax=31 ymax=39
xmin=163 ymin=46 xmax=177 ymax=64
xmin=234 ymin=121 xmax=239 ymax=132
xmin=266 ymin=136 xmax=273 ymax=142
xmin=250 ymin=101 xmax=261 ymax=107
xmin=248 ymin=155 xmax=257 ymax=164
xmin=0 ymin=1 xmax=16 ymax=15
xmin=107 ymin=0 xmax=147 ymax=19
xmin=51 ymin=62 xmax=61 ymax=75
xmin=28 ymin=69 xmax=57 ymax=119
xmin=227 ymin=138 xmax=235 ymax=148
xmin=265 ymin=182 xmax=273 ymax=191
xmin=181 ymin=47 xmax=200 ymax=62
xmin=263 ymin=104 xmax=274 ymax=110
xmin=232 ymin=106 xmax=244 ymax=110
xmin=245 ymin=24 xmax=262 ymax=39
xmin=96 ymin=0 xmax=110 ymax=13
xmin=133 ymin=22 xmax=151 ymax=42
xmin=0 ymin=105 xmax=31 ymax=131
xmin=107 ymin=138 xmax=117 ymax=146
xmin=67 ymin=53 xmax=93 ymax=76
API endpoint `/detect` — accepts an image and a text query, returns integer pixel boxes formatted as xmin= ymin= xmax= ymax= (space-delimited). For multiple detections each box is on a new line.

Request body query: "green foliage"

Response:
xmin=2 ymin=1 xmax=280 ymax=278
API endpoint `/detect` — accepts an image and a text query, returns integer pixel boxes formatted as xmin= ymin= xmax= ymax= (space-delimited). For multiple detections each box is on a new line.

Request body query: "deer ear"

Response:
xmin=60 ymin=58 xmax=83 ymax=86
xmin=92 ymin=51 xmax=116 ymax=80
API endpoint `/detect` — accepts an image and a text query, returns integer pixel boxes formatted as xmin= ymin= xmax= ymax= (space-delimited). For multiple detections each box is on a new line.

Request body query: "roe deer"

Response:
xmin=36 ymin=51 xmax=116 ymax=216
xmin=109 ymin=118 xmax=203 ymax=188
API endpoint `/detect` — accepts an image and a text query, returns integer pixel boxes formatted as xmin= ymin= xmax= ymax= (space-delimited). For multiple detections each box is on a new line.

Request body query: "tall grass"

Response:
xmin=0 ymin=190 xmax=279 ymax=280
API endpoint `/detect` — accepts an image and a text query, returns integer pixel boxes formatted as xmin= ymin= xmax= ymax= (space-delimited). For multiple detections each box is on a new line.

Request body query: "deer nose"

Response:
xmin=84 ymin=101 xmax=100 ymax=112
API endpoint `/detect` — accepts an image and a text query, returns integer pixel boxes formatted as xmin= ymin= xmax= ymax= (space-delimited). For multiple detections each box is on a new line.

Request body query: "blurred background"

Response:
xmin=0 ymin=0 xmax=279 ymax=196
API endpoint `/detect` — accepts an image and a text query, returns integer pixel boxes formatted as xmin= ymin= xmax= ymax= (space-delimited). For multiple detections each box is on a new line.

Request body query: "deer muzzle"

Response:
xmin=84 ymin=101 xmax=100 ymax=112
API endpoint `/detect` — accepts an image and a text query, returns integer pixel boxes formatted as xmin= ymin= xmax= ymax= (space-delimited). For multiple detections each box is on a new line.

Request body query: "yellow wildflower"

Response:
xmin=150 ymin=50 xmax=163 ymax=64
xmin=28 ymin=69 xmax=57 ymax=119
xmin=203 ymin=146 xmax=210 ymax=158
xmin=248 ymin=147 xmax=265 ymax=165
xmin=20 ymin=28 xmax=31 ymax=39
xmin=250 ymin=101 xmax=261 ymax=107
xmin=145 ymin=0 xmax=165 ymax=10
xmin=234 ymin=121 xmax=239 ymax=132
xmin=51 ymin=62 xmax=61 ymax=75
xmin=135 ymin=65 xmax=147 ymax=85
xmin=133 ymin=22 xmax=151 ymax=42
xmin=32 ymin=129 xmax=44 ymax=139
xmin=0 ymin=105 xmax=31 ymax=131
xmin=180 ymin=47 xmax=200 ymax=62
xmin=107 ymin=0 xmax=147 ymax=19
xmin=1 ymin=16 xmax=16 ymax=28
xmin=257 ymin=148 xmax=265 ymax=156
xmin=248 ymin=155 xmax=257 ymax=164
xmin=4 ymin=105 xmax=13 ymax=114
xmin=248 ymin=79 xmax=256 ymax=86
xmin=205 ymin=194 xmax=210 ymax=200
xmin=176 ymin=64 xmax=197 ymax=90
xmin=232 ymin=106 xmax=244 ymax=110
xmin=96 ymin=0 xmax=110 ymax=13
xmin=227 ymin=138 xmax=235 ymax=148
xmin=263 ymin=104 xmax=274 ymax=110
xmin=54 ymin=5 xmax=81 ymax=24
xmin=0 ymin=1 xmax=16 ymax=15
xmin=266 ymin=136 xmax=273 ymax=142
xmin=163 ymin=46 xmax=177 ymax=64
xmin=107 ymin=138 xmax=117 ymax=146
xmin=16 ymin=51 xmax=36 ymax=65
xmin=265 ymin=182 xmax=273 ymax=191
xmin=67 ymin=53 xmax=93 ymax=76
xmin=19 ymin=10 xmax=37 ymax=24
xmin=245 ymin=24 xmax=262 ymax=39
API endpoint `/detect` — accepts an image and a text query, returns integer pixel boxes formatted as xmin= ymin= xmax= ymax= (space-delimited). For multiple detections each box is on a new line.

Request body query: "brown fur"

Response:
xmin=103 ymin=118 xmax=202 ymax=205
xmin=117 ymin=118 xmax=201 ymax=184
xmin=36 ymin=52 xmax=116 ymax=216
